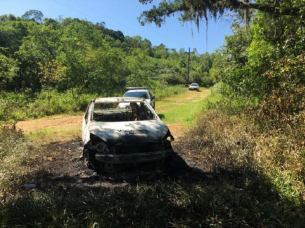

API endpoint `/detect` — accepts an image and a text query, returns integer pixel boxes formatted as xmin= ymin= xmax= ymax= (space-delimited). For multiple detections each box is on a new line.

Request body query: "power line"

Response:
xmin=52 ymin=0 xmax=100 ymax=22
xmin=72 ymin=0 xmax=142 ymax=35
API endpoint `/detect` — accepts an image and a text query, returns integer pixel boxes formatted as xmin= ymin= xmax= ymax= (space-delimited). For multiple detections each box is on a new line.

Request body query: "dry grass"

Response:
xmin=0 ymin=124 xmax=42 ymax=197
xmin=183 ymin=107 xmax=305 ymax=205
xmin=26 ymin=126 xmax=81 ymax=144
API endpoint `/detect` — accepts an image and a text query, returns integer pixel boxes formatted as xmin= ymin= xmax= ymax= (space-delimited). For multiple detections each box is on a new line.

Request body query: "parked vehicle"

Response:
xmin=82 ymin=97 xmax=174 ymax=172
xmin=189 ymin=83 xmax=199 ymax=91
xmin=123 ymin=87 xmax=155 ymax=109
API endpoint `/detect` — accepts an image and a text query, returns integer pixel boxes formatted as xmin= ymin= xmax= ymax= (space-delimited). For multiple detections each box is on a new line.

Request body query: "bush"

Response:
xmin=152 ymin=84 xmax=186 ymax=100
xmin=0 ymin=90 xmax=97 ymax=122
xmin=25 ymin=90 xmax=95 ymax=118
xmin=0 ymin=86 xmax=188 ymax=122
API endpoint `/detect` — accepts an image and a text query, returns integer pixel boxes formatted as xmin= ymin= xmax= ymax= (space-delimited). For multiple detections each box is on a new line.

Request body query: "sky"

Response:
xmin=0 ymin=0 xmax=233 ymax=54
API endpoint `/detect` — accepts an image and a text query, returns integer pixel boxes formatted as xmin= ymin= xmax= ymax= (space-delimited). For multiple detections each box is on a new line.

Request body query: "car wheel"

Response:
xmin=83 ymin=148 xmax=100 ymax=171
xmin=83 ymin=148 xmax=91 ymax=168
xmin=165 ymin=153 xmax=173 ymax=165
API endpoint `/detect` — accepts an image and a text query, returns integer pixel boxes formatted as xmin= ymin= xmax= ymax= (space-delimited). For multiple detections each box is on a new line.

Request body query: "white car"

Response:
xmin=123 ymin=87 xmax=155 ymax=109
xmin=189 ymin=83 xmax=199 ymax=91
xmin=82 ymin=97 xmax=174 ymax=172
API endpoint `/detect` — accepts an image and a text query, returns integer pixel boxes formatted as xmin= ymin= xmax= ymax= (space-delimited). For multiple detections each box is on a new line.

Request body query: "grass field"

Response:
xmin=156 ymin=89 xmax=211 ymax=125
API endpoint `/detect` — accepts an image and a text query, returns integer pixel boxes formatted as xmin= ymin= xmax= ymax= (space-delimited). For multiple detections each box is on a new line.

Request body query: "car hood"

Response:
xmin=88 ymin=120 xmax=169 ymax=144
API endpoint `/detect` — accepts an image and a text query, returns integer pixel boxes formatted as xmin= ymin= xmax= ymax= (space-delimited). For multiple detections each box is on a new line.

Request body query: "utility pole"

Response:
xmin=185 ymin=47 xmax=194 ymax=84
xmin=187 ymin=47 xmax=190 ymax=84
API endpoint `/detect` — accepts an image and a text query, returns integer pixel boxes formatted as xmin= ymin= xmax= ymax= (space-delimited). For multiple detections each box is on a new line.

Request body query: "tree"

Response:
xmin=22 ymin=10 xmax=44 ymax=23
xmin=138 ymin=0 xmax=301 ymax=27
xmin=0 ymin=53 xmax=19 ymax=90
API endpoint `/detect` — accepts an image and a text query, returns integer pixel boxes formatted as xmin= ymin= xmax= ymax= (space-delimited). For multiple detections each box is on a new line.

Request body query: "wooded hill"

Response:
xmin=0 ymin=10 xmax=215 ymax=97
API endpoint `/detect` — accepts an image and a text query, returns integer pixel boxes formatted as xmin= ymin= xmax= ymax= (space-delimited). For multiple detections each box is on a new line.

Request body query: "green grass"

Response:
xmin=156 ymin=89 xmax=211 ymax=125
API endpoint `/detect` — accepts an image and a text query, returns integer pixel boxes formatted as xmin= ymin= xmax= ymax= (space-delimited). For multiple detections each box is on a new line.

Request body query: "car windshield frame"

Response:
xmin=92 ymin=100 xmax=156 ymax=122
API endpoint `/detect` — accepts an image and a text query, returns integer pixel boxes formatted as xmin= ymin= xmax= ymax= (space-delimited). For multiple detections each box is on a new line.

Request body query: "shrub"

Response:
xmin=152 ymin=84 xmax=186 ymax=100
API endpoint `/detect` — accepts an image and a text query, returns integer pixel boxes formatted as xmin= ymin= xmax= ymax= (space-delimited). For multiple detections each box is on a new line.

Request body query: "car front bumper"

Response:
xmin=95 ymin=149 xmax=173 ymax=164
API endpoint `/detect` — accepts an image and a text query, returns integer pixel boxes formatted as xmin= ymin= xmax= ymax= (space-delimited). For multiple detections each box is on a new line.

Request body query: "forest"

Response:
xmin=0 ymin=10 xmax=215 ymax=121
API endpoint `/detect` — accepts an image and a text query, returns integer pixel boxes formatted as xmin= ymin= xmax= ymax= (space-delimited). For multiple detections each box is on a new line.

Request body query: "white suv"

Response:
xmin=189 ymin=83 xmax=199 ymax=91
xmin=123 ymin=87 xmax=156 ymax=109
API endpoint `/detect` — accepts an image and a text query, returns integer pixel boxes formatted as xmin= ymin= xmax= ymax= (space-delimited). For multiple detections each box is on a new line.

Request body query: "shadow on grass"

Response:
xmin=1 ymin=143 xmax=305 ymax=227
xmin=158 ymin=113 xmax=165 ymax=119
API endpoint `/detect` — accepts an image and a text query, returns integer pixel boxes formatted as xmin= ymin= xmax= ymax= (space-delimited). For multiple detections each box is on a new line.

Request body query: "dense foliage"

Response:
xmin=0 ymin=11 xmax=214 ymax=95
xmin=0 ymin=11 xmax=216 ymax=121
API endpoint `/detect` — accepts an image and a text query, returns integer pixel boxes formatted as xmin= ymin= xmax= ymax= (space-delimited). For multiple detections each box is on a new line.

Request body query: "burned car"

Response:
xmin=82 ymin=97 xmax=174 ymax=171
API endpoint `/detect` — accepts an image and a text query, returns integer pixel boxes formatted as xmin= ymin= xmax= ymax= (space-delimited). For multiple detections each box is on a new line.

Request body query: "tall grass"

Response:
xmin=182 ymin=91 xmax=305 ymax=224
xmin=0 ymin=124 xmax=41 ymax=196
xmin=0 ymin=86 xmax=187 ymax=123
xmin=152 ymin=84 xmax=186 ymax=100
xmin=0 ymin=90 xmax=94 ymax=122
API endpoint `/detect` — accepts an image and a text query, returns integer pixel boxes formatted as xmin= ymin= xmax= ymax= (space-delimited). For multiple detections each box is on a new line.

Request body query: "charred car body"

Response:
xmin=82 ymin=97 xmax=174 ymax=171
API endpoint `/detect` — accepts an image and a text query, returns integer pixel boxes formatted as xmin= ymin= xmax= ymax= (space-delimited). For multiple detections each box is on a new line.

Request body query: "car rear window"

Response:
xmin=124 ymin=91 xmax=149 ymax=99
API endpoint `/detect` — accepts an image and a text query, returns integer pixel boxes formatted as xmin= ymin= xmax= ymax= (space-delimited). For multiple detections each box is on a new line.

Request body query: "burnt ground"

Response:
xmin=32 ymin=138 xmax=212 ymax=190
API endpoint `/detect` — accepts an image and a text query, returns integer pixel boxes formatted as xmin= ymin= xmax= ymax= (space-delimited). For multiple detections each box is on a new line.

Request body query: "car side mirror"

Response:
xmin=152 ymin=96 xmax=155 ymax=99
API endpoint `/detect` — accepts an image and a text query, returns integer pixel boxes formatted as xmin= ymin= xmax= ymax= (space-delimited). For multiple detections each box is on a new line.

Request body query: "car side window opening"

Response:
xmin=143 ymin=103 xmax=154 ymax=119
xmin=85 ymin=102 xmax=94 ymax=123
xmin=84 ymin=106 xmax=89 ymax=124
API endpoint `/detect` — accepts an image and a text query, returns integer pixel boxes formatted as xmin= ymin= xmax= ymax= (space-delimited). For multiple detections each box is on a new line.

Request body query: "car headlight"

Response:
xmin=96 ymin=142 xmax=116 ymax=154
xmin=96 ymin=142 xmax=107 ymax=153
xmin=161 ymin=139 xmax=171 ymax=148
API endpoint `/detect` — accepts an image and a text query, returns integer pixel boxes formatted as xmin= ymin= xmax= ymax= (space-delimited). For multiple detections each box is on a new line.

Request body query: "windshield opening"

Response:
xmin=93 ymin=101 xmax=155 ymax=122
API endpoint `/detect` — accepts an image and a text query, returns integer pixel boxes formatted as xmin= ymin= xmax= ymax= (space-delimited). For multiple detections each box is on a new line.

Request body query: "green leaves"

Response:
xmin=0 ymin=53 xmax=19 ymax=84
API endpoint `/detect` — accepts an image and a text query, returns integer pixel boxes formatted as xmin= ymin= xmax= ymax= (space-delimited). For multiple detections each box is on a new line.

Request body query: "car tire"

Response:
xmin=83 ymin=148 xmax=100 ymax=172
xmin=83 ymin=148 xmax=91 ymax=169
